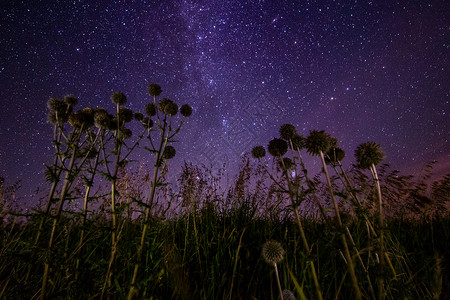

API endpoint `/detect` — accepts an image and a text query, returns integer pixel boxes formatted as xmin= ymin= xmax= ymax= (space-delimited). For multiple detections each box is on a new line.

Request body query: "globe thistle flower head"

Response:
xmin=148 ymin=83 xmax=162 ymax=97
xmin=280 ymin=124 xmax=297 ymax=140
xmin=251 ymin=146 xmax=266 ymax=159
xmin=47 ymin=97 xmax=67 ymax=113
xmin=262 ymin=240 xmax=285 ymax=265
xmin=280 ymin=157 xmax=294 ymax=170
xmin=355 ymin=142 xmax=385 ymax=169
xmin=134 ymin=112 xmax=144 ymax=121
xmin=94 ymin=109 xmax=112 ymax=129
xmin=68 ymin=113 xmax=82 ymax=128
xmin=64 ymin=94 xmax=78 ymax=106
xmin=329 ymin=137 xmax=339 ymax=149
xmin=158 ymin=98 xmax=172 ymax=113
xmin=110 ymin=91 xmax=127 ymax=106
xmin=121 ymin=128 xmax=132 ymax=139
xmin=142 ymin=117 xmax=154 ymax=129
xmin=106 ymin=118 xmax=120 ymax=131
xmin=268 ymin=138 xmax=288 ymax=157
xmin=79 ymin=107 xmax=95 ymax=128
xmin=325 ymin=147 xmax=345 ymax=164
xmin=180 ymin=104 xmax=192 ymax=117
xmin=119 ymin=107 xmax=134 ymax=123
xmin=278 ymin=290 xmax=296 ymax=300
xmin=291 ymin=134 xmax=305 ymax=151
xmin=145 ymin=103 xmax=157 ymax=116
xmin=164 ymin=101 xmax=178 ymax=116
xmin=305 ymin=130 xmax=331 ymax=156
xmin=163 ymin=145 xmax=176 ymax=159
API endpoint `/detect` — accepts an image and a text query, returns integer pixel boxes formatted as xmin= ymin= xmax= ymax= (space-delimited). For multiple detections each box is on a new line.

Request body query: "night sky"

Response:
xmin=0 ymin=1 xmax=449 ymax=207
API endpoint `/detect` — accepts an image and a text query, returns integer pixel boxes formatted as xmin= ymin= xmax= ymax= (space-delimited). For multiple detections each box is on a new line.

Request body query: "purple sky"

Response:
xmin=0 ymin=1 xmax=449 ymax=207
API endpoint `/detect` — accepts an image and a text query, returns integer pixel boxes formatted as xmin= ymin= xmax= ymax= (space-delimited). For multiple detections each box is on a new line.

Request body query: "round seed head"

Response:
xmin=163 ymin=145 xmax=176 ymax=159
xmin=158 ymin=98 xmax=172 ymax=113
xmin=251 ymin=146 xmax=266 ymax=159
xmin=291 ymin=134 xmax=305 ymax=151
xmin=164 ymin=101 xmax=178 ymax=116
xmin=268 ymin=138 xmax=288 ymax=157
xmin=119 ymin=107 xmax=134 ymax=123
xmin=121 ymin=128 xmax=132 ymax=139
xmin=180 ymin=104 xmax=193 ymax=117
xmin=94 ymin=108 xmax=112 ymax=129
xmin=262 ymin=240 xmax=285 ymax=265
xmin=107 ymin=118 xmax=120 ymax=131
xmin=305 ymin=130 xmax=331 ymax=156
xmin=278 ymin=290 xmax=296 ymax=300
xmin=110 ymin=91 xmax=127 ymax=106
xmin=329 ymin=137 xmax=339 ymax=148
xmin=134 ymin=112 xmax=144 ymax=121
xmin=148 ymin=83 xmax=162 ymax=97
xmin=325 ymin=147 xmax=345 ymax=164
xmin=141 ymin=117 xmax=153 ymax=129
xmin=79 ymin=107 xmax=95 ymax=128
xmin=280 ymin=124 xmax=297 ymax=140
xmin=68 ymin=113 xmax=81 ymax=128
xmin=355 ymin=142 xmax=385 ymax=169
xmin=64 ymin=94 xmax=78 ymax=106
xmin=145 ymin=103 xmax=157 ymax=116
xmin=280 ymin=157 xmax=294 ymax=170
xmin=47 ymin=97 xmax=67 ymax=113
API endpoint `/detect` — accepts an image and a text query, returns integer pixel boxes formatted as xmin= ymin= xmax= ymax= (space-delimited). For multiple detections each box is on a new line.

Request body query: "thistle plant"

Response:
xmin=98 ymin=92 xmax=145 ymax=298
xmin=40 ymin=99 xmax=102 ymax=299
xmin=355 ymin=142 xmax=386 ymax=300
xmin=252 ymin=124 xmax=323 ymax=300
xmin=305 ymin=130 xmax=362 ymax=300
xmin=262 ymin=240 xmax=285 ymax=300
xmin=127 ymin=83 xmax=192 ymax=300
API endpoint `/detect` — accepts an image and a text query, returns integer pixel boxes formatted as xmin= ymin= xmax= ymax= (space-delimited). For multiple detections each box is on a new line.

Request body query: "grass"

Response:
xmin=0 ymin=199 xmax=448 ymax=299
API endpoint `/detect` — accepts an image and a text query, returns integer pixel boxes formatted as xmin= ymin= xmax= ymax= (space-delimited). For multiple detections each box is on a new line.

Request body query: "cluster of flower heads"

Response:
xmin=46 ymin=82 xmax=193 ymax=156
xmin=251 ymin=124 xmax=385 ymax=169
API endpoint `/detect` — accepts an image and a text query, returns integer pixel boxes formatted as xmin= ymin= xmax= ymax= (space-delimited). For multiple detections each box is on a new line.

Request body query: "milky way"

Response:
xmin=0 ymin=1 xmax=448 ymax=206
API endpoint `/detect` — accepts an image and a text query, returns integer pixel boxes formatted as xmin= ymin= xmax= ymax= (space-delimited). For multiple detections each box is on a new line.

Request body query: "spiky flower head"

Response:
xmin=119 ymin=107 xmax=133 ymax=123
xmin=121 ymin=128 xmax=132 ymax=139
xmin=94 ymin=108 xmax=112 ymax=129
xmin=280 ymin=157 xmax=294 ymax=170
xmin=145 ymin=103 xmax=157 ymax=116
xmin=305 ymin=130 xmax=331 ymax=156
xmin=47 ymin=97 xmax=67 ymax=113
xmin=141 ymin=117 xmax=153 ymax=129
xmin=251 ymin=146 xmax=266 ymax=159
xmin=164 ymin=101 xmax=178 ymax=116
xmin=355 ymin=142 xmax=385 ymax=169
xmin=291 ymin=134 xmax=305 ymax=151
xmin=268 ymin=138 xmax=288 ymax=157
xmin=329 ymin=137 xmax=339 ymax=149
xmin=148 ymin=83 xmax=162 ymax=97
xmin=111 ymin=91 xmax=127 ymax=106
xmin=64 ymin=94 xmax=78 ymax=106
xmin=107 ymin=118 xmax=120 ymax=131
xmin=134 ymin=112 xmax=144 ymax=121
xmin=262 ymin=240 xmax=285 ymax=265
xmin=180 ymin=104 xmax=192 ymax=117
xmin=68 ymin=108 xmax=94 ymax=129
xmin=158 ymin=98 xmax=172 ymax=113
xmin=280 ymin=124 xmax=297 ymax=140
xmin=278 ymin=290 xmax=296 ymax=300
xmin=163 ymin=145 xmax=176 ymax=159
xmin=325 ymin=147 xmax=345 ymax=164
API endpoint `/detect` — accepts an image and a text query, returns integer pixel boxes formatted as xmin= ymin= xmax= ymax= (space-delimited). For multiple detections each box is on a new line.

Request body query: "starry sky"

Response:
xmin=0 ymin=0 xmax=449 ymax=207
